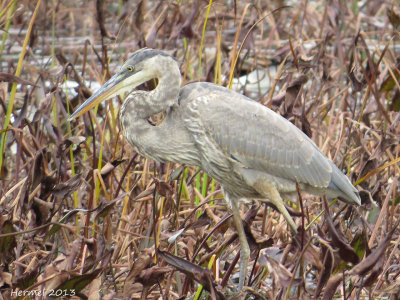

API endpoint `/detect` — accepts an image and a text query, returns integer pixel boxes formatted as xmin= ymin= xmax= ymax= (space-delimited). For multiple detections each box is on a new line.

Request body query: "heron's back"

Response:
xmin=179 ymin=82 xmax=360 ymax=205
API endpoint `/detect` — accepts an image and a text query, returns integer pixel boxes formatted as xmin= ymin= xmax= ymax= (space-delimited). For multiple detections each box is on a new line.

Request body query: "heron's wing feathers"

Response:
xmin=181 ymin=82 xmax=332 ymax=189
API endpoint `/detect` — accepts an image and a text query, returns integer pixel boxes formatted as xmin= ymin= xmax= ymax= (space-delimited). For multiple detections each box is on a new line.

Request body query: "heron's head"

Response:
xmin=68 ymin=48 xmax=177 ymax=120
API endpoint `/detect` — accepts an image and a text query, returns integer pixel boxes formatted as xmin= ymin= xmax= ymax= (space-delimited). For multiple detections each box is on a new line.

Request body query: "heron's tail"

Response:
xmin=328 ymin=162 xmax=361 ymax=205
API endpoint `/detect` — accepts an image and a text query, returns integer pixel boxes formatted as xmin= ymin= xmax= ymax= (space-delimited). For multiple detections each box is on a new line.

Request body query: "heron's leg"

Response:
xmin=254 ymin=181 xmax=298 ymax=233
xmin=226 ymin=195 xmax=249 ymax=290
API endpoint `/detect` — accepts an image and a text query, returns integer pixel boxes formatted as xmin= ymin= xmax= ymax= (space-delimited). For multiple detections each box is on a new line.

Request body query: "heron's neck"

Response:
xmin=135 ymin=62 xmax=181 ymax=118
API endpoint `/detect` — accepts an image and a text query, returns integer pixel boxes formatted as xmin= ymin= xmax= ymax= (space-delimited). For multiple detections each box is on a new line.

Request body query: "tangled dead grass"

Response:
xmin=0 ymin=1 xmax=399 ymax=299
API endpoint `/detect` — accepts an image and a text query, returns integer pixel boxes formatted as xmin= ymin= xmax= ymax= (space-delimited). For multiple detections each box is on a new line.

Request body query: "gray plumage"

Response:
xmin=69 ymin=48 xmax=361 ymax=290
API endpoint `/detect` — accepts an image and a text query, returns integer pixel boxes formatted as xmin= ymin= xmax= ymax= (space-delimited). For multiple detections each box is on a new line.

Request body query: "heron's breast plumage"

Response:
xmin=120 ymin=92 xmax=201 ymax=166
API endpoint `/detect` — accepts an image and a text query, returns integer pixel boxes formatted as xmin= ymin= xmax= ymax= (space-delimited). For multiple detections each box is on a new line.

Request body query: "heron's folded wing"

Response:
xmin=182 ymin=88 xmax=332 ymax=189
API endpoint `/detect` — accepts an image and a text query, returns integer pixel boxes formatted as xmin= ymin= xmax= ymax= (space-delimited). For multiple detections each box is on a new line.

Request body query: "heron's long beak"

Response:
xmin=68 ymin=72 xmax=129 ymax=120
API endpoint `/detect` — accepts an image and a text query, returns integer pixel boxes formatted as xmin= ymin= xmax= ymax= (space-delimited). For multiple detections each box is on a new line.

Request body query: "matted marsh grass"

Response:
xmin=0 ymin=1 xmax=399 ymax=299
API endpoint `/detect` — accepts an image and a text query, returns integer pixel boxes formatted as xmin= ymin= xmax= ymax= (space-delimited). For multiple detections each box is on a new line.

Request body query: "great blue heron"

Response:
xmin=69 ymin=48 xmax=361 ymax=290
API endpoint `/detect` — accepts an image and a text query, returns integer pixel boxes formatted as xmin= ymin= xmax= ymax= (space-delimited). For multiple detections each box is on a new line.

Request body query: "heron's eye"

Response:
xmin=127 ymin=66 xmax=134 ymax=72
